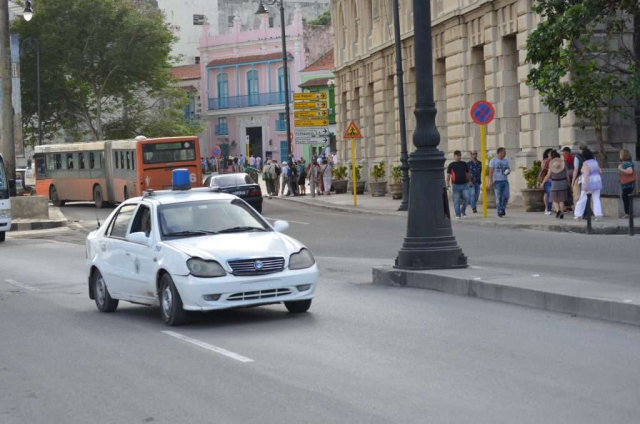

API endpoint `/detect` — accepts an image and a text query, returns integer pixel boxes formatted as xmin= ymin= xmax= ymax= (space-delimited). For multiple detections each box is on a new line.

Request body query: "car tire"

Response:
xmin=284 ymin=299 xmax=312 ymax=314
xmin=159 ymin=274 xmax=187 ymax=326
xmin=94 ymin=185 xmax=106 ymax=209
xmin=50 ymin=185 xmax=65 ymax=207
xmin=0 ymin=231 xmax=5 ymax=242
xmin=93 ymin=270 xmax=119 ymax=313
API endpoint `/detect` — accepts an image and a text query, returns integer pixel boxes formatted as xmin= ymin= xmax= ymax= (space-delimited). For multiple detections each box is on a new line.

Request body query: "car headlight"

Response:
xmin=187 ymin=258 xmax=227 ymax=278
xmin=0 ymin=210 xmax=10 ymax=219
xmin=289 ymin=248 xmax=315 ymax=270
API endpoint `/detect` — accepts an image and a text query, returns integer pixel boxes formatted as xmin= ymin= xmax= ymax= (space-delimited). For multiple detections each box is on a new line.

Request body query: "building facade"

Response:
xmin=199 ymin=11 xmax=333 ymax=163
xmin=331 ymin=0 xmax=638 ymax=203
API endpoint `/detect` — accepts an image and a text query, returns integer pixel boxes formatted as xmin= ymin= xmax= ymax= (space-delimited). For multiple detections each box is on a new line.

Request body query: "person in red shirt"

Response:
xmin=562 ymin=147 xmax=574 ymax=212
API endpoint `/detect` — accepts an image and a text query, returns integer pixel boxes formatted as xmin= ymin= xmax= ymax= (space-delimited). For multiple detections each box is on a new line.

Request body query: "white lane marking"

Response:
xmin=5 ymin=279 xmax=41 ymax=292
xmin=624 ymin=300 xmax=633 ymax=303
xmin=263 ymin=217 xmax=310 ymax=225
xmin=162 ymin=331 xmax=254 ymax=363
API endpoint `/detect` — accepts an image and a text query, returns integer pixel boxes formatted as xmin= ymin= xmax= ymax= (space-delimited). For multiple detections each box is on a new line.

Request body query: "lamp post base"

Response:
xmin=395 ymin=240 xmax=467 ymax=270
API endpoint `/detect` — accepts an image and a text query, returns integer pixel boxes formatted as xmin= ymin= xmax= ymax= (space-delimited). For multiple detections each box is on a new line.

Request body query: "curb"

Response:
xmin=274 ymin=196 xmax=638 ymax=234
xmin=273 ymin=195 xmax=406 ymax=217
xmin=10 ymin=220 xmax=67 ymax=231
xmin=373 ymin=266 xmax=640 ymax=326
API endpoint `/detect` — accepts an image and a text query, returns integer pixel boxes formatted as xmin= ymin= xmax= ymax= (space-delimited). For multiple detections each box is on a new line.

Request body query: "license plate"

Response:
xmin=233 ymin=190 xmax=248 ymax=195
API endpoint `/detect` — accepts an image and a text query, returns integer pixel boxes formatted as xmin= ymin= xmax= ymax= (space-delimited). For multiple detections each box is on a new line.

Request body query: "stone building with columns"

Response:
xmin=330 ymin=0 xmax=638 ymax=203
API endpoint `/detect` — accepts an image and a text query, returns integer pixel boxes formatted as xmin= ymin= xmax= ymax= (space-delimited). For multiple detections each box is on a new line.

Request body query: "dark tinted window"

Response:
xmin=130 ymin=205 xmax=152 ymax=237
xmin=212 ymin=174 xmax=255 ymax=188
xmin=108 ymin=204 xmax=137 ymax=238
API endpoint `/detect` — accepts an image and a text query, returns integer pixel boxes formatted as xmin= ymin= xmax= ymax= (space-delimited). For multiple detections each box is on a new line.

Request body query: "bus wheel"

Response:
xmin=94 ymin=185 xmax=106 ymax=209
xmin=50 ymin=185 xmax=65 ymax=207
xmin=123 ymin=187 xmax=129 ymax=201
xmin=0 ymin=231 xmax=5 ymax=242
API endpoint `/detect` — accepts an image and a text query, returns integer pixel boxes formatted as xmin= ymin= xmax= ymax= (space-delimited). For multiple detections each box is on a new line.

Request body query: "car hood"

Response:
xmin=164 ymin=232 xmax=301 ymax=263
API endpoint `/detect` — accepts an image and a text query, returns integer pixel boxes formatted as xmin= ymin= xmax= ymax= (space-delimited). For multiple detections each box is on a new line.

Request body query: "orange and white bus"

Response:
xmin=34 ymin=136 xmax=203 ymax=207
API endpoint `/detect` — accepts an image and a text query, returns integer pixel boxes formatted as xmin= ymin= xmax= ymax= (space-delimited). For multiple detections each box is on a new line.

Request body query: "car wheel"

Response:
xmin=93 ymin=270 xmax=119 ymax=313
xmin=284 ymin=299 xmax=312 ymax=314
xmin=159 ymin=274 xmax=187 ymax=326
xmin=0 ymin=231 xmax=5 ymax=243
xmin=50 ymin=185 xmax=65 ymax=207
xmin=94 ymin=185 xmax=105 ymax=209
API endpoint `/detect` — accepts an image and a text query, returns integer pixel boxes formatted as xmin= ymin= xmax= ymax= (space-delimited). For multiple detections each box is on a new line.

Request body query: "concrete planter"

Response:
xmin=521 ymin=188 xmax=545 ymax=212
xmin=389 ymin=182 xmax=403 ymax=200
xmin=347 ymin=181 xmax=366 ymax=195
xmin=369 ymin=181 xmax=387 ymax=197
xmin=332 ymin=180 xmax=348 ymax=194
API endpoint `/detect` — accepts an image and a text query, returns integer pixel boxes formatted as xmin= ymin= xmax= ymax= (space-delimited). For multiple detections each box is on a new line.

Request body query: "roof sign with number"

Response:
xmin=470 ymin=101 xmax=495 ymax=125
xmin=343 ymin=121 xmax=362 ymax=139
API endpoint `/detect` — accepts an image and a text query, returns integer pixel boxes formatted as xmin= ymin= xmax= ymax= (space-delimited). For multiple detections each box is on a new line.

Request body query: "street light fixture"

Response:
xmin=23 ymin=0 xmax=33 ymax=21
xmin=255 ymin=0 xmax=292 ymax=158
xmin=395 ymin=0 xmax=467 ymax=270
xmin=21 ymin=37 xmax=42 ymax=146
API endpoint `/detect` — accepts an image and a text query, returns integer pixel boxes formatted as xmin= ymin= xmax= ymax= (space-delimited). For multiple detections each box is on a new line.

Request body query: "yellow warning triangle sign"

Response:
xmin=343 ymin=121 xmax=362 ymax=139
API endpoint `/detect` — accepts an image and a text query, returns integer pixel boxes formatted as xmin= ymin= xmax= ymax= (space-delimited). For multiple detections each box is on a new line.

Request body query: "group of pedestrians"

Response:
xmin=446 ymin=147 xmax=510 ymax=219
xmin=261 ymin=153 xmax=339 ymax=199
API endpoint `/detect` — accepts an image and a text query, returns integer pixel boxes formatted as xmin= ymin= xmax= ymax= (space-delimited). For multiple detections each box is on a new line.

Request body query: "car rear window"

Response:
xmin=212 ymin=174 xmax=255 ymax=188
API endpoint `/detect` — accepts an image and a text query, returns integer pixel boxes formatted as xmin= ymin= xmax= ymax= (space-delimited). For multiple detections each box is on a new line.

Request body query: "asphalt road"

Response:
xmin=2 ymin=200 xmax=640 ymax=423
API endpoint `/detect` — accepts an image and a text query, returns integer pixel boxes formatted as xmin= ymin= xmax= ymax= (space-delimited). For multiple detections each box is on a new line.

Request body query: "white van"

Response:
xmin=0 ymin=154 xmax=10 ymax=242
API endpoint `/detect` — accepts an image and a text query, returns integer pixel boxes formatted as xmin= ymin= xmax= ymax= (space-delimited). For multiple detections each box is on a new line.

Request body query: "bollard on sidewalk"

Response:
xmin=630 ymin=194 xmax=635 ymax=237
xmin=585 ymin=193 xmax=593 ymax=235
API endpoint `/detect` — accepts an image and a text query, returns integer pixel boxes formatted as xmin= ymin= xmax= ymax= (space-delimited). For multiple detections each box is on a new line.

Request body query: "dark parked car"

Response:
xmin=204 ymin=173 xmax=263 ymax=213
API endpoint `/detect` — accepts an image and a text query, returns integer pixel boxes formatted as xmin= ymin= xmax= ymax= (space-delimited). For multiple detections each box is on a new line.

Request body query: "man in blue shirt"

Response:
xmin=489 ymin=147 xmax=510 ymax=217
xmin=467 ymin=150 xmax=482 ymax=213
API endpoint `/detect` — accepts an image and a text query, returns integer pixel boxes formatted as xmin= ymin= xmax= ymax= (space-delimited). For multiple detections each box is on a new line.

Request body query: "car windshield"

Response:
xmin=212 ymin=174 xmax=255 ymax=188
xmin=158 ymin=199 xmax=269 ymax=239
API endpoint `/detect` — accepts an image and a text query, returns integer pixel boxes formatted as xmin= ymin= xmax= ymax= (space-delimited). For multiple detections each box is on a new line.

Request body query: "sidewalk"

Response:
xmin=9 ymin=206 xmax=68 ymax=231
xmin=266 ymin=181 xmax=638 ymax=235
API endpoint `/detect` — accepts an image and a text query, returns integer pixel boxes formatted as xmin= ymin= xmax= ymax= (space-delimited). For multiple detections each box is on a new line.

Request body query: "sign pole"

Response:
xmin=351 ymin=138 xmax=357 ymax=206
xmin=481 ymin=124 xmax=487 ymax=218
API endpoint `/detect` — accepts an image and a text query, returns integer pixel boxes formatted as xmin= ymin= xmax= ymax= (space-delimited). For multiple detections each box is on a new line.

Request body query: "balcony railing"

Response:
xmin=215 ymin=123 xmax=228 ymax=136
xmin=275 ymin=120 xmax=287 ymax=132
xmin=208 ymin=91 xmax=292 ymax=110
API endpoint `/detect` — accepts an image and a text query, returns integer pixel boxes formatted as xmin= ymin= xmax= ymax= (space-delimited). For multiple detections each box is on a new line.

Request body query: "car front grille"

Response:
xmin=228 ymin=257 xmax=285 ymax=276
xmin=227 ymin=288 xmax=293 ymax=302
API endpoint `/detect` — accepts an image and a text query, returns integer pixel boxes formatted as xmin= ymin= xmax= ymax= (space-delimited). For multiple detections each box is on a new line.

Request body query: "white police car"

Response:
xmin=85 ymin=169 xmax=318 ymax=326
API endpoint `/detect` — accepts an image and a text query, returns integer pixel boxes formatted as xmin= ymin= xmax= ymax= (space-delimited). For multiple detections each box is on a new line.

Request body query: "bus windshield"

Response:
xmin=142 ymin=141 xmax=196 ymax=164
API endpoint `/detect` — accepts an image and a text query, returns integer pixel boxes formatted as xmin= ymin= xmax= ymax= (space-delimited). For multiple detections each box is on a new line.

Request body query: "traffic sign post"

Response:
xmin=294 ymin=119 xmax=329 ymax=127
xmin=293 ymin=92 xmax=327 ymax=101
xmin=470 ymin=101 xmax=495 ymax=219
xmin=343 ymin=121 xmax=362 ymax=206
xmin=293 ymin=101 xmax=328 ymax=110
xmin=294 ymin=110 xmax=329 ymax=118
xmin=293 ymin=92 xmax=330 ymax=152
xmin=295 ymin=136 xmax=329 ymax=145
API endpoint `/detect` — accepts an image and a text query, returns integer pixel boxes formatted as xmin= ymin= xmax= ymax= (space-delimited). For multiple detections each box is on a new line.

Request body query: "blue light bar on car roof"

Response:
xmin=172 ymin=169 xmax=191 ymax=191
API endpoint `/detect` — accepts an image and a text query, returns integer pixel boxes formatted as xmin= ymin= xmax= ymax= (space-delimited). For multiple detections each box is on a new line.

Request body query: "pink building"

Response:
xmin=199 ymin=12 xmax=305 ymax=163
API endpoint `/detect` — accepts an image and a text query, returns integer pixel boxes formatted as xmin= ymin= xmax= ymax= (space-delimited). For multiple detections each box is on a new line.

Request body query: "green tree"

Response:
xmin=13 ymin=0 xmax=199 ymax=144
xmin=526 ymin=0 xmax=640 ymax=165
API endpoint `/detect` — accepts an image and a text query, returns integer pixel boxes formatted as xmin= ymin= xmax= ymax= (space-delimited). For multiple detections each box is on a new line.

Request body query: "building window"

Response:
xmin=217 ymin=73 xmax=229 ymax=108
xmin=228 ymin=16 xmax=234 ymax=27
xmin=193 ymin=14 xmax=205 ymax=25
xmin=247 ymin=69 xmax=259 ymax=106
xmin=195 ymin=56 xmax=200 ymax=65
xmin=269 ymin=17 xmax=274 ymax=28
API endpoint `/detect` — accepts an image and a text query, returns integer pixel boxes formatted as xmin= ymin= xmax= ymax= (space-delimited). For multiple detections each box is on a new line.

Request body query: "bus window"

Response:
xmin=67 ymin=154 xmax=74 ymax=170
xmin=36 ymin=157 xmax=46 ymax=180
xmin=120 ymin=152 xmax=124 ymax=169
xmin=55 ymin=154 xmax=62 ymax=170
xmin=126 ymin=152 xmax=130 ymax=169
xmin=47 ymin=154 xmax=54 ymax=171
xmin=99 ymin=152 xmax=104 ymax=169
xmin=90 ymin=152 xmax=95 ymax=169
xmin=131 ymin=151 xmax=135 ymax=170
xmin=142 ymin=141 xmax=196 ymax=164
xmin=114 ymin=152 xmax=119 ymax=169
xmin=79 ymin=153 xmax=85 ymax=169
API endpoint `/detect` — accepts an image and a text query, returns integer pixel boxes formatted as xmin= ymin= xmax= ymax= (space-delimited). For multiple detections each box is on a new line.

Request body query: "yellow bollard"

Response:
xmin=351 ymin=138 xmax=357 ymax=206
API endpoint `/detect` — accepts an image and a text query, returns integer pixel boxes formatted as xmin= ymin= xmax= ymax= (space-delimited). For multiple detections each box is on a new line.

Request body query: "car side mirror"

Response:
xmin=126 ymin=231 xmax=151 ymax=246
xmin=273 ymin=220 xmax=289 ymax=233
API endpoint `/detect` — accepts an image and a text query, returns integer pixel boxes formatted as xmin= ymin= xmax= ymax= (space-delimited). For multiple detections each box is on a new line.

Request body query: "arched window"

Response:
xmin=351 ymin=1 xmax=359 ymax=55
xmin=247 ymin=69 xmax=259 ymax=106
xmin=217 ymin=73 xmax=229 ymax=108
xmin=278 ymin=67 xmax=291 ymax=103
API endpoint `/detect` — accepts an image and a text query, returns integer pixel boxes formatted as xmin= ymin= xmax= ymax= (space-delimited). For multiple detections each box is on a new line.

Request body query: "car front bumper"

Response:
xmin=173 ymin=265 xmax=318 ymax=311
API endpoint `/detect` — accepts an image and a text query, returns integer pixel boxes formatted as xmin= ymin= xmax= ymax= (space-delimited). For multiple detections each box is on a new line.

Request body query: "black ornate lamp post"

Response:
xmin=392 ymin=0 xmax=409 ymax=211
xmin=256 ymin=0 xmax=292 ymax=156
xmin=21 ymin=37 xmax=42 ymax=146
xmin=395 ymin=0 xmax=467 ymax=269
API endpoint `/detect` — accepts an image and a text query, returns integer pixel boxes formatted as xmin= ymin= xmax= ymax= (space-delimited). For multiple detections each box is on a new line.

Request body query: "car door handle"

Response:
xmin=125 ymin=252 xmax=132 ymax=257
xmin=100 ymin=243 xmax=107 ymax=252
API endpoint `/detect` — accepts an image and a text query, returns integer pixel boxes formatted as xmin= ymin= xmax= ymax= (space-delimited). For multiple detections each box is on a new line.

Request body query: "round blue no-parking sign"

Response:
xmin=470 ymin=101 xmax=495 ymax=125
